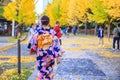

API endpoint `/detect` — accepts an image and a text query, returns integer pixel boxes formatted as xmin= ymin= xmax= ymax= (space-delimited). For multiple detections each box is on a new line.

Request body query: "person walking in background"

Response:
xmin=54 ymin=21 xmax=62 ymax=45
xmin=34 ymin=24 xmax=39 ymax=32
xmin=72 ymin=25 xmax=77 ymax=35
xmin=27 ymin=24 xmax=35 ymax=49
xmin=66 ymin=26 xmax=70 ymax=38
xmin=30 ymin=16 xmax=61 ymax=79
xmin=112 ymin=26 xmax=120 ymax=50
xmin=53 ymin=21 xmax=64 ymax=63
xmin=62 ymin=28 xmax=66 ymax=36
xmin=97 ymin=26 xmax=104 ymax=47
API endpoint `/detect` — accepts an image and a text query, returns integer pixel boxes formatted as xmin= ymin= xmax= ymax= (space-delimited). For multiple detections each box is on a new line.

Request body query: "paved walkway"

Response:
xmin=28 ymin=68 xmax=38 ymax=80
xmin=0 ymin=36 xmax=120 ymax=80
xmin=53 ymin=37 xmax=120 ymax=80
xmin=0 ymin=36 xmax=10 ymax=43
xmin=54 ymin=51 xmax=120 ymax=80
xmin=28 ymin=37 xmax=120 ymax=80
xmin=0 ymin=43 xmax=14 ymax=49
xmin=0 ymin=37 xmax=15 ymax=52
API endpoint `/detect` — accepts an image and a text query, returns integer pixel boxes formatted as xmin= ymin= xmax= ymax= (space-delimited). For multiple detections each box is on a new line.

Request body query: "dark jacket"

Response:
xmin=98 ymin=29 xmax=104 ymax=38
xmin=113 ymin=27 xmax=120 ymax=37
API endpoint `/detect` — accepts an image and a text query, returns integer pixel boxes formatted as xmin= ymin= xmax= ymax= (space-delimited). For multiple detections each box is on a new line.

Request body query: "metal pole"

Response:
xmin=18 ymin=39 xmax=21 ymax=74
xmin=11 ymin=0 xmax=15 ymax=37
xmin=12 ymin=20 xmax=15 ymax=37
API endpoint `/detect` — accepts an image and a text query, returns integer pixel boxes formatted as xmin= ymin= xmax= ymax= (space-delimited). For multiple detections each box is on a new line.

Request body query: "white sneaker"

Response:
xmin=116 ymin=49 xmax=120 ymax=51
xmin=112 ymin=48 xmax=115 ymax=51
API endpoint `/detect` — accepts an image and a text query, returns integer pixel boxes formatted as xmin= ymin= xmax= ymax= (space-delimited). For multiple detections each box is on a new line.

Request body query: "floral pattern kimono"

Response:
xmin=31 ymin=27 xmax=60 ymax=80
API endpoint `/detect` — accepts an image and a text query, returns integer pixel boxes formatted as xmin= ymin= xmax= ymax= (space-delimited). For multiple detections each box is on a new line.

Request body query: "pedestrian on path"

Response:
xmin=97 ymin=26 xmax=104 ymax=47
xmin=62 ymin=28 xmax=66 ymax=36
xmin=72 ymin=25 xmax=77 ymax=35
xmin=31 ymin=15 xmax=61 ymax=80
xmin=66 ymin=26 xmax=70 ymax=38
xmin=112 ymin=26 xmax=120 ymax=50
xmin=27 ymin=24 xmax=35 ymax=49
xmin=54 ymin=21 xmax=62 ymax=45
xmin=54 ymin=21 xmax=65 ymax=63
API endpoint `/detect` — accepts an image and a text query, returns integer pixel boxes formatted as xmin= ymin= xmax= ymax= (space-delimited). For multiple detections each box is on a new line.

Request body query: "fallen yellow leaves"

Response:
xmin=21 ymin=38 xmax=28 ymax=44
xmin=0 ymin=44 xmax=16 ymax=53
xmin=65 ymin=48 xmax=80 ymax=51
xmin=0 ymin=56 xmax=36 ymax=64
xmin=62 ymin=35 xmax=120 ymax=58
xmin=0 ymin=69 xmax=32 ymax=80
xmin=98 ymin=50 xmax=120 ymax=58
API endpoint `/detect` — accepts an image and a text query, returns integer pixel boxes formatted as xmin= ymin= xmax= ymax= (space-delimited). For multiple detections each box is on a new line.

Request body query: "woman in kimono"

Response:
xmin=31 ymin=15 xmax=60 ymax=80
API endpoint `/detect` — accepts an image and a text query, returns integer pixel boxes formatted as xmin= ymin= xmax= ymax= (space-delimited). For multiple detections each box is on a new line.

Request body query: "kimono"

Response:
xmin=31 ymin=27 xmax=60 ymax=80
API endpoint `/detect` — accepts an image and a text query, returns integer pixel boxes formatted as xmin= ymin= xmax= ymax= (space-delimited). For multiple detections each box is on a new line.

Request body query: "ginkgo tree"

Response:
xmin=44 ymin=0 xmax=120 ymax=36
xmin=3 ymin=0 xmax=36 ymax=37
xmin=44 ymin=3 xmax=55 ymax=27
xmin=101 ymin=0 xmax=120 ymax=38
xmin=75 ymin=0 xmax=90 ymax=34
xmin=102 ymin=0 xmax=120 ymax=21
xmin=88 ymin=0 xmax=120 ymax=38
xmin=67 ymin=0 xmax=78 ymax=26
xmin=86 ymin=0 xmax=120 ymax=38
xmin=44 ymin=0 xmax=61 ymax=27
xmin=59 ymin=0 xmax=69 ymax=26
xmin=87 ymin=0 xmax=108 ymax=35
xmin=67 ymin=0 xmax=91 ymax=34
xmin=88 ymin=0 xmax=108 ymax=23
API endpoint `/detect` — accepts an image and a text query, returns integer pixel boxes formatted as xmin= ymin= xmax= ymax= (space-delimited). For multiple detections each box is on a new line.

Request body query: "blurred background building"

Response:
xmin=0 ymin=0 xmax=12 ymax=36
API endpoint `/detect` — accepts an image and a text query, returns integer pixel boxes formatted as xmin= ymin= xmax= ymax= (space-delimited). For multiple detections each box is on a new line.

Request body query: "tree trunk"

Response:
xmin=94 ymin=23 xmax=98 ymax=36
xmin=107 ymin=24 xmax=111 ymax=41
xmin=85 ymin=22 xmax=87 ymax=35
xmin=15 ymin=23 xmax=24 ymax=38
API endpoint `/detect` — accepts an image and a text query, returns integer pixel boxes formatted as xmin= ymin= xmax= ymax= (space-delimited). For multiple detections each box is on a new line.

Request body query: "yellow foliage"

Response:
xmin=62 ymin=35 xmax=120 ymax=58
xmin=102 ymin=0 xmax=120 ymax=20
xmin=75 ymin=0 xmax=90 ymax=23
xmin=0 ymin=56 xmax=36 ymax=64
xmin=44 ymin=0 xmax=120 ymax=26
xmin=99 ymin=50 xmax=120 ymax=58
xmin=0 ymin=69 xmax=32 ymax=80
xmin=44 ymin=0 xmax=61 ymax=27
xmin=67 ymin=0 xmax=90 ymax=25
xmin=88 ymin=0 xmax=108 ymax=23
xmin=3 ymin=2 xmax=16 ymax=20
xmin=3 ymin=0 xmax=36 ymax=25
xmin=67 ymin=0 xmax=79 ymax=25
xmin=59 ymin=0 xmax=69 ymax=26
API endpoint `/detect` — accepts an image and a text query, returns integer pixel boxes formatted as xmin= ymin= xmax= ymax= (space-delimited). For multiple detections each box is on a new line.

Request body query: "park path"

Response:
xmin=53 ymin=36 xmax=120 ymax=80
xmin=0 ymin=36 xmax=120 ymax=80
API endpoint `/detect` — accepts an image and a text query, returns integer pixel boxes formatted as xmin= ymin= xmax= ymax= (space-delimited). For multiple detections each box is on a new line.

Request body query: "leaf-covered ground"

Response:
xmin=0 ymin=44 xmax=36 ymax=78
xmin=0 ymin=35 xmax=120 ymax=80
xmin=53 ymin=35 xmax=120 ymax=80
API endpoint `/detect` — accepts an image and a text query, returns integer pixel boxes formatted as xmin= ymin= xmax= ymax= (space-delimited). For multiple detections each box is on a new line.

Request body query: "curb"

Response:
xmin=28 ymin=68 xmax=38 ymax=80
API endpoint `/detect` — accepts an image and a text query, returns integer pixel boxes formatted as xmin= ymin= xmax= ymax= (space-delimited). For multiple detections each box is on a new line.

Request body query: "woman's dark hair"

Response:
xmin=56 ymin=21 xmax=59 ymax=24
xmin=30 ymin=24 xmax=33 ymax=28
xmin=41 ymin=15 xmax=50 ymax=25
xmin=36 ymin=25 xmax=39 ymax=28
